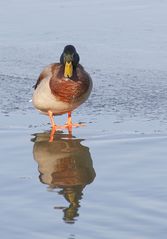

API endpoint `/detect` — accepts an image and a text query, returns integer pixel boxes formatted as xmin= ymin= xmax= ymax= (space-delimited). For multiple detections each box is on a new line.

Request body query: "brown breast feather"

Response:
xmin=49 ymin=64 xmax=91 ymax=103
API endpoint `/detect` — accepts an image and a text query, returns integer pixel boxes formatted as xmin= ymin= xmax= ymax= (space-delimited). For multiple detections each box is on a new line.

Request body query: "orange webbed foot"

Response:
xmin=64 ymin=112 xmax=85 ymax=129
xmin=48 ymin=111 xmax=85 ymax=141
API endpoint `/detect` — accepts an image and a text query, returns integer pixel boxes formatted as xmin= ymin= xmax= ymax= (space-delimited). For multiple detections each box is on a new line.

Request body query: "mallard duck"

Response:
xmin=32 ymin=45 xmax=92 ymax=130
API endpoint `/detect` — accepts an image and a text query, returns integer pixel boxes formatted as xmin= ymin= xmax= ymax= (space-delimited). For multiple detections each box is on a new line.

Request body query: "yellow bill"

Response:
xmin=64 ymin=61 xmax=73 ymax=78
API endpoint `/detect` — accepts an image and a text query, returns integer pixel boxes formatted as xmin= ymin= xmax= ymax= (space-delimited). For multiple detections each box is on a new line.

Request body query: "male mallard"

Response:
xmin=32 ymin=45 xmax=92 ymax=130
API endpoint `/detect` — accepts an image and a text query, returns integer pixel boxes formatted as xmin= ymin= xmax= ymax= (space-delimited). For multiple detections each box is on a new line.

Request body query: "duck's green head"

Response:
xmin=60 ymin=45 xmax=80 ymax=78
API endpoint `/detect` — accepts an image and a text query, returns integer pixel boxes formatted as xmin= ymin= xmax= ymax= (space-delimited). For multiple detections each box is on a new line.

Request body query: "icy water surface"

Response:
xmin=1 ymin=129 xmax=167 ymax=239
xmin=1 ymin=0 xmax=167 ymax=238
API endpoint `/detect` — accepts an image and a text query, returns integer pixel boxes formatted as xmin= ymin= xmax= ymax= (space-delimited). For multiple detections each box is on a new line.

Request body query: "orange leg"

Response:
xmin=48 ymin=111 xmax=56 ymax=142
xmin=48 ymin=110 xmax=56 ymax=128
xmin=49 ymin=126 xmax=57 ymax=142
xmin=67 ymin=112 xmax=72 ymax=126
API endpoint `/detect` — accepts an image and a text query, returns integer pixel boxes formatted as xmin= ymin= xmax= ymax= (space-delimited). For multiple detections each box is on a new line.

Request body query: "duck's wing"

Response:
xmin=33 ymin=63 xmax=59 ymax=89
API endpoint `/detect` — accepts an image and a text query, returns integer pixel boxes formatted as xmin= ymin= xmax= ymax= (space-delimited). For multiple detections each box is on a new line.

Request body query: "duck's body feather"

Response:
xmin=32 ymin=63 xmax=92 ymax=115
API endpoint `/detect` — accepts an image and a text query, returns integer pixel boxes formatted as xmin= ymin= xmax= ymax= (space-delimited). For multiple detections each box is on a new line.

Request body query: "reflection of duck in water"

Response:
xmin=31 ymin=132 xmax=96 ymax=223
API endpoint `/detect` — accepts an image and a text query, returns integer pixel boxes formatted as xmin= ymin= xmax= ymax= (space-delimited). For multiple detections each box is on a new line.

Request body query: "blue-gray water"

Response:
xmin=1 ymin=0 xmax=167 ymax=238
